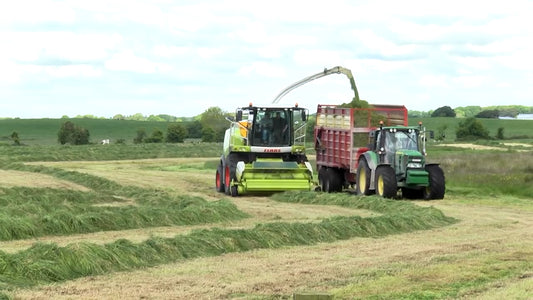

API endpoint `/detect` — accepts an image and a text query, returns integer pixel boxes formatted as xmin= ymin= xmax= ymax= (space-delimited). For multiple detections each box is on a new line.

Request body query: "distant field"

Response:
xmin=410 ymin=117 xmax=533 ymax=141
xmin=0 ymin=118 xmax=175 ymax=145
xmin=1 ymin=117 xmax=531 ymax=146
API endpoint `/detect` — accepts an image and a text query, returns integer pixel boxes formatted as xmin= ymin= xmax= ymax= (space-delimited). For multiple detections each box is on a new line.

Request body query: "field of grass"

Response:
xmin=0 ymin=118 xmax=174 ymax=145
xmin=410 ymin=117 xmax=533 ymax=141
xmin=0 ymin=117 xmax=531 ymax=298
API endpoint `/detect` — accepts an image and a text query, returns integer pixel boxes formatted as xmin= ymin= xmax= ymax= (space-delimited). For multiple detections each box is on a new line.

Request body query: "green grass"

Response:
xmin=333 ymin=249 xmax=532 ymax=299
xmin=0 ymin=142 xmax=222 ymax=162
xmin=435 ymin=151 xmax=533 ymax=199
xmin=0 ymin=193 xmax=457 ymax=290
xmin=0 ymin=118 xmax=176 ymax=145
xmin=0 ymin=163 xmax=248 ymax=240
xmin=410 ymin=117 xmax=533 ymax=141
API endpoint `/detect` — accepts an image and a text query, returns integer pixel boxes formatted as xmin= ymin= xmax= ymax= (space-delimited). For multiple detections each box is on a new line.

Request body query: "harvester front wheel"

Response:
xmin=215 ymin=163 xmax=225 ymax=193
xmin=376 ymin=166 xmax=397 ymax=198
xmin=230 ymin=185 xmax=238 ymax=197
xmin=356 ymin=159 xmax=372 ymax=195
xmin=423 ymin=165 xmax=445 ymax=200
xmin=224 ymin=164 xmax=232 ymax=195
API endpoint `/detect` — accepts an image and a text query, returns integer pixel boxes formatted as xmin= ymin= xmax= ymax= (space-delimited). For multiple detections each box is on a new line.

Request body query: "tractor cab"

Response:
xmin=235 ymin=104 xmax=309 ymax=148
xmin=370 ymin=125 xmax=429 ymax=190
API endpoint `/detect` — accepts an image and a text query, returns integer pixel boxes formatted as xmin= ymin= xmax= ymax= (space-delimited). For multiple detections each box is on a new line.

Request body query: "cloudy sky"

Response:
xmin=1 ymin=0 xmax=532 ymax=118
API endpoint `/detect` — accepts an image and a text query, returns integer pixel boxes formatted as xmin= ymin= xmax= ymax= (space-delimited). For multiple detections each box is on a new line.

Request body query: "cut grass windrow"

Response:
xmin=0 ymin=194 xmax=457 ymax=290
xmin=0 ymin=187 xmax=248 ymax=241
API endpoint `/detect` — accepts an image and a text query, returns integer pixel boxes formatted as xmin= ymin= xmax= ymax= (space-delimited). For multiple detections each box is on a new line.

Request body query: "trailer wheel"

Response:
xmin=356 ymin=159 xmax=372 ymax=195
xmin=326 ymin=168 xmax=342 ymax=192
xmin=423 ymin=165 xmax=445 ymax=200
xmin=318 ymin=167 xmax=327 ymax=192
xmin=376 ymin=166 xmax=397 ymax=198
xmin=215 ymin=163 xmax=225 ymax=193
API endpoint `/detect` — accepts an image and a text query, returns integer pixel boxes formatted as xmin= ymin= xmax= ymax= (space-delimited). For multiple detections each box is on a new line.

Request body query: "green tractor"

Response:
xmin=356 ymin=122 xmax=445 ymax=199
xmin=215 ymin=104 xmax=314 ymax=196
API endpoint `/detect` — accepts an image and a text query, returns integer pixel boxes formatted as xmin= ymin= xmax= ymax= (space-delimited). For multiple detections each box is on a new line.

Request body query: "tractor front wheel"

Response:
xmin=356 ymin=159 xmax=372 ymax=195
xmin=376 ymin=166 xmax=397 ymax=198
xmin=423 ymin=165 xmax=445 ymax=200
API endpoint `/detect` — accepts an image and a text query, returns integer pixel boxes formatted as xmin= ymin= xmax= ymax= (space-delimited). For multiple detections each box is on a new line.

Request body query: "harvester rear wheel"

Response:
xmin=423 ymin=165 xmax=445 ymax=200
xmin=376 ymin=166 xmax=397 ymax=198
xmin=356 ymin=159 xmax=372 ymax=195
xmin=215 ymin=163 xmax=225 ymax=193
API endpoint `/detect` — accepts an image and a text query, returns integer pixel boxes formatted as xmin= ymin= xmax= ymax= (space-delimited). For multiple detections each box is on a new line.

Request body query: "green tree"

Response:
xmin=200 ymin=107 xmax=229 ymax=142
xmin=436 ymin=124 xmax=448 ymax=141
xmin=145 ymin=128 xmax=164 ymax=143
xmin=11 ymin=131 xmax=20 ymax=145
xmin=133 ymin=128 xmax=147 ymax=144
xmin=475 ymin=109 xmax=499 ymax=119
xmin=431 ymin=106 xmax=456 ymax=117
xmin=456 ymin=117 xmax=490 ymax=140
xmin=130 ymin=113 xmax=145 ymax=121
xmin=166 ymin=123 xmax=188 ymax=143
xmin=113 ymin=114 xmax=125 ymax=120
xmin=201 ymin=127 xmax=216 ymax=142
xmin=496 ymin=127 xmax=505 ymax=140
xmin=57 ymin=121 xmax=90 ymax=145
xmin=186 ymin=120 xmax=203 ymax=138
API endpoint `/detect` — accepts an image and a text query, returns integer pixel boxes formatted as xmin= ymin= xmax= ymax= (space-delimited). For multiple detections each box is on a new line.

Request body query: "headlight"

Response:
xmin=407 ymin=162 xmax=423 ymax=169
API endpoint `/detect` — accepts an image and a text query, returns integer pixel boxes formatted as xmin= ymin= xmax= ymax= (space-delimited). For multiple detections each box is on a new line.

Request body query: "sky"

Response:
xmin=1 ymin=0 xmax=532 ymax=119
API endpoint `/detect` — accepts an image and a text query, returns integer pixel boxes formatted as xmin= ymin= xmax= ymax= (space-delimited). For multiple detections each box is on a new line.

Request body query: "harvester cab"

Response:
xmin=215 ymin=104 xmax=314 ymax=196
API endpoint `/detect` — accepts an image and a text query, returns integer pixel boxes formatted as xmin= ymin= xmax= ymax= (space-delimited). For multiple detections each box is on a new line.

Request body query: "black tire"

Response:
xmin=230 ymin=185 xmax=238 ymax=197
xmin=320 ymin=167 xmax=342 ymax=193
xmin=326 ymin=168 xmax=342 ymax=192
xmin=215 ymin=163 xmax=225 ymax=193
xmin=375 ymin=166 xmax=397 ymax=198
xmin=356 ymin=159 xmax=372 ymax=195
xmin=423 ymin=165 xmax=445 ymax=200
xmin=318 ymin=167 xmax=327 ymax=192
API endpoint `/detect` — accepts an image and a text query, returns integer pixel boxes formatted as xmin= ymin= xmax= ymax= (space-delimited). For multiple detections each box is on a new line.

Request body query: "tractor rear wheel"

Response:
xmin=215 ymin=163 xmax=225 ymax=193
xmin=376 ymin=166 xmax=397 ymax=198
xmin=356 ymin=159 xmax=372 ymax=195
xmin=423 ymin=165 xmax=445 ymax=200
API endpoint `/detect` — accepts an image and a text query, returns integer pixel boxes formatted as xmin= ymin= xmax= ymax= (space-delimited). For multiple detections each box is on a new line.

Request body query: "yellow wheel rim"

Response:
xmin=377 ymin=175 xmax=384 ymax=196
xmin=359 ymin=169 xmax=366 ymax=193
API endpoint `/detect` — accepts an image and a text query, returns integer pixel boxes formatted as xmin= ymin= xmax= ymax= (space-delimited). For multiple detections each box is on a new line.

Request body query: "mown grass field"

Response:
xmin=1 ymin=116 xmax=532 ymax=145
xmin=0 ymin=119 xmax=531 ymax=299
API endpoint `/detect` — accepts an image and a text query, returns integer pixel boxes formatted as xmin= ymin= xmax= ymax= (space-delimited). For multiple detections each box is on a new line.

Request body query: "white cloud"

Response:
xmin=105 ymin=50 xmax=171 ymax=73
xmin=238 ymin=62 xmax=286 ymax=78
xmin=419 ymin=75 xmax=449 ymax=88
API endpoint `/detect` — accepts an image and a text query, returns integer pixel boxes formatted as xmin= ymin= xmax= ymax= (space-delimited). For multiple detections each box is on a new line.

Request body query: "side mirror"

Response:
xmin=236 ymin=110 xmax=243 ymax=121
xmin=301 ymin=110 xmax=307 ymax=122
